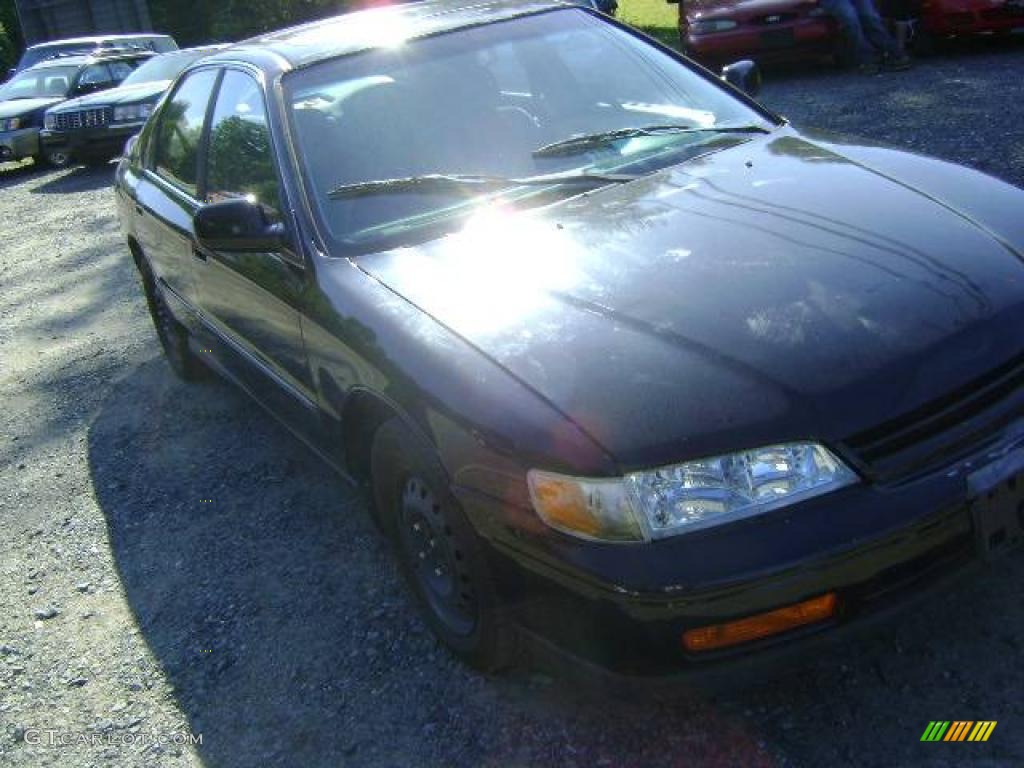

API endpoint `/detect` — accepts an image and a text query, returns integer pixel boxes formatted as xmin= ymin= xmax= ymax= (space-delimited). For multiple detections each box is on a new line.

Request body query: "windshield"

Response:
xmin=121 ymin=49 xmax=217 ymax=86
xmin=0 ymin=66 xmax=78 ymax=100
xmin=18 ymin=44 xmax=93 ymax=71
xmin=285 ymin=8 xmax=772 ymax=251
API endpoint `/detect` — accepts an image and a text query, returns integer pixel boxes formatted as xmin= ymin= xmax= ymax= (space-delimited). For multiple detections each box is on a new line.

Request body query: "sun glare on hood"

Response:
xmin=391 ymin=206 xmax=586 ymax=337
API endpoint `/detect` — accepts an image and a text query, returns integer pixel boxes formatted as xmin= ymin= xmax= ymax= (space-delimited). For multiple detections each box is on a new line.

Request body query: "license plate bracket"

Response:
xmin=968 ymin=447 xmax=1024 ymax=561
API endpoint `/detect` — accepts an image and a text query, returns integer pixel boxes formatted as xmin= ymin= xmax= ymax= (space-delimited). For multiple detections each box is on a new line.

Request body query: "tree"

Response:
xmin=0 ymin=0 xmax=22 ymax=72
xmin=148 ymin=0 xmax=348 ymax=46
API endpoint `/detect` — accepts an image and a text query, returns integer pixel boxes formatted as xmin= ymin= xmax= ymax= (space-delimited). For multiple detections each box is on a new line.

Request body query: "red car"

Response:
xmin=670 ymin=0 xmax=1024 ymax=64
xmin=671 ymin=0 xmax=839 ymax=65
xmin=917 ymin=0 xmax=1024 ymax=43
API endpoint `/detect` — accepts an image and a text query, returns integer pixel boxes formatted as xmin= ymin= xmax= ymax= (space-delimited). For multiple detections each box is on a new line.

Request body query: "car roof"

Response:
xmin=25 ymin=49 xmax=155 ymax=70
xmin=204 ymin=0 xmax=571 ymax=71
xmin=27 ymin=33 xmax=173 ymax=50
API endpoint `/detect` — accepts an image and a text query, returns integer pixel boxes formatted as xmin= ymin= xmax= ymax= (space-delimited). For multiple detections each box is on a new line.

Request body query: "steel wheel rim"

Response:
xmin=398 ymin=476 xmax=477 ymax=637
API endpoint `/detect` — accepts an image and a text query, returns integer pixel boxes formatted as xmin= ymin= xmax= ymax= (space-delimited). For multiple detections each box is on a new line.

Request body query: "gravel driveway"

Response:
xmin=2 ymin=41 xmax=1023 ymax=768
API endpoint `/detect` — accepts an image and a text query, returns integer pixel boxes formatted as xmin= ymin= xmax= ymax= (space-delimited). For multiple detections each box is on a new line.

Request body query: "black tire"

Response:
xmin=137 ymin=259 xmax=207 ymax=381
xmin=370 ymin=418 xmax=516 ymax=671
xmin=41 ymin=148 xmax=72 ymax=169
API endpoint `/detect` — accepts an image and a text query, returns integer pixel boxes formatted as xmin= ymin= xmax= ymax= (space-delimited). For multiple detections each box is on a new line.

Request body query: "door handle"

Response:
xmin=134 ymin=204 xmax=144 ymax=216
xmin=192 ymin=246 xmax=208 ymax=262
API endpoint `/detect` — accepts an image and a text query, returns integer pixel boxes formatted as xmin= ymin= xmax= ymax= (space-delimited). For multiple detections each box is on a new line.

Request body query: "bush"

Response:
xmin=0 ymin=21 xmax=15 ymax=73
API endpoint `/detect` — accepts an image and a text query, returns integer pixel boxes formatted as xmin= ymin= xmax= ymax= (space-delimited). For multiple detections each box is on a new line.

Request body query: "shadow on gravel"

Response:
xmin=87 ymin=358 xmax=1024 ymax=767
xmin=757 ymin=33 xmax=1024 ymax=83
xmin=0 ymin=158 xmax=50 ymax=190
xmin=30 ymin=164 xmax=115 ymax=195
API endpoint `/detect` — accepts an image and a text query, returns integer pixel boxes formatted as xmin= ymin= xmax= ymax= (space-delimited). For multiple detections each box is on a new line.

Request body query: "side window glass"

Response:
xmin=205 ymin=70 xmax=282 ymax=219
xmin=78 ymin=64 xmax=112 ymax=87
xmin=152 ymin=69 xmax=220 ymax=197
xmin=108 ymin=61 xmax=136 ymax=82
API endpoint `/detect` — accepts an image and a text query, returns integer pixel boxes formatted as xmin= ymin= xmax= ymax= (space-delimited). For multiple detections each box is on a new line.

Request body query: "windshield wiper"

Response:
xmin=531 ymin=124 xmax=771 ymax=158
xmin=327 ymin=170 xmax=639 ymax=199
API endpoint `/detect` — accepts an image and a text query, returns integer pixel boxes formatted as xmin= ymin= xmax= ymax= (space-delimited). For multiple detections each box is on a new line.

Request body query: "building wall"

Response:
xmin=14 ymin=0 xmax=153 ymax=44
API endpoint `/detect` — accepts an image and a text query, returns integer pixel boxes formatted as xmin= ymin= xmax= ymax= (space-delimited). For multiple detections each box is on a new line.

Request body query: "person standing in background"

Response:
xmin=822 ymin=0 xmax=912 ymax=74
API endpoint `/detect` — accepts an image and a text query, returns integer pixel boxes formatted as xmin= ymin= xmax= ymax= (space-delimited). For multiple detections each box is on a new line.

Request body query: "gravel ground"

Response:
xmin=2 ymin=42 xmax=1024 ymax=768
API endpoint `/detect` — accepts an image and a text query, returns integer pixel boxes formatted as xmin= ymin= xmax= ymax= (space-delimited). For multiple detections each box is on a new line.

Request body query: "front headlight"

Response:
xmin=2 ymin=117 xmax=23 ymax=131
xmin=44 ymin=113 xmax=56 ymax=130
xmin=690 ymin=19 xmax=740 ymax=34
xmin=528 ymin=443 xmax=857 ymax=543
xmin=114 ymin=103 xmax=154 ymax=122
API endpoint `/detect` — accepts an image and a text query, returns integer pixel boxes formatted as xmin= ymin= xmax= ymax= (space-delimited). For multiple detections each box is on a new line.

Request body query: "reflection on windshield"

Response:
xmin=285 ymin=8 xmax=772 ymax=252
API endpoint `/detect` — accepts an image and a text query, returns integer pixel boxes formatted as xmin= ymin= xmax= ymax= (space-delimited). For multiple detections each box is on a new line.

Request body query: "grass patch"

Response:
xmin=618 ymin=0 xmax=680 ymax=50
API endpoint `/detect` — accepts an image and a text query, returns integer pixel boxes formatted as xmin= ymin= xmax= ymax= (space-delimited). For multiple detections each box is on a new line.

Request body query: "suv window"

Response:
xmin=152 ymin=69 xmax=220 ymax=197
xmin=78 ymin=63 xmax=114 ymax=87
xmin=107 ymin=60 xmax=137 ymax=81
xmin=206 ymin=70 xmax=282 ymax=218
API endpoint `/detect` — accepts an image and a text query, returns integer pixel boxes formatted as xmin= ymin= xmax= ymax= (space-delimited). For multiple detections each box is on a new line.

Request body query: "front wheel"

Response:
xmin=138 ymin=259 xmax=207 ymax=381
xmin=370 ymin=419 xmax=516 ymax=671
xmin=41 ymin=148 xmax=72 ymax=168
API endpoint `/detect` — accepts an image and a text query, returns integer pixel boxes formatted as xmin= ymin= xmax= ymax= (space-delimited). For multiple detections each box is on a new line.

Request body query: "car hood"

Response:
xmin=51 ymin=81 xmax=169 ymax=112
xmin=357 ymin=130 xmax=1024 ymax=470
xmin=0 ymin=97 xmax=64 ymax=119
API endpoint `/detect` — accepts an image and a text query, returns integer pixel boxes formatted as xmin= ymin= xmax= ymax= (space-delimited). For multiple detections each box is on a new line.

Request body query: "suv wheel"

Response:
xmin=43 ymin=149 xmax=72 ymax=168
xmin=371 ymin=418 xmax=516 ymax=671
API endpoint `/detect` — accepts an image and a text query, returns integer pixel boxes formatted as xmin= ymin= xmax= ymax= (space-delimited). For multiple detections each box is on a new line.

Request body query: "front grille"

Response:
xmin=843 ymin=354 xmax=1024 ymax=483
xmin=53 ymin=107 xmax=112 ymax=131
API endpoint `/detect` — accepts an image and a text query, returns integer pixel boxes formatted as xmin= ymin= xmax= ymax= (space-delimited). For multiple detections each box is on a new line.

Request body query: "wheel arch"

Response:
xmin=125 ymin=234 xmax=146 ymax=273
xmin=339 ymin=387 xmax=448 ymax=489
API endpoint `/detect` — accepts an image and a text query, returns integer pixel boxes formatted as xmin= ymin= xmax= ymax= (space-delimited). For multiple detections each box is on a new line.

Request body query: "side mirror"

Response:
xmin=194 ymin=198 xmax=286 ymax=252
xmin=721 ymin=60 xmax=762 ymax=98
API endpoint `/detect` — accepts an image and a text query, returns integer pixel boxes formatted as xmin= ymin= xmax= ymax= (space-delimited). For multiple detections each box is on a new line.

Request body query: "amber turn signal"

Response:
xmin=682 ymin=592 xmax=838 ymax=653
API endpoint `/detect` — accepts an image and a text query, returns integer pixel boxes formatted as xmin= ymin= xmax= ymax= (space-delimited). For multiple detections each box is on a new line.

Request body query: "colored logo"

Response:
xmin=921 ymin=721 xmax=997 ymax=742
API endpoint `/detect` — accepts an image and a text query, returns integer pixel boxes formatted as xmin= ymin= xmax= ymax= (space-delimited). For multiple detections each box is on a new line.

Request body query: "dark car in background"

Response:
xmin=115 ymin=0 xmax=1024 ymax=679
xmin=41 ymin=46 xmax=228 ymax=167
xmin=8 ymin=33 xmax=177 ymax=78
xmin=0 ymin=49 xmax=153 ymax=166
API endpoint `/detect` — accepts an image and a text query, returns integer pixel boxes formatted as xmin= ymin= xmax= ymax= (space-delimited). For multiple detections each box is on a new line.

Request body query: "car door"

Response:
xmin=133 ymin=67 xmax=221 ymax=328
xmin=193 ymin=67 xmax=318 ymax=438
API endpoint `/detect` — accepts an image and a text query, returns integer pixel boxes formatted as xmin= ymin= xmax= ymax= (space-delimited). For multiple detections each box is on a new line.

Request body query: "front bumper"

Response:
xmin=457 ymin=433 xmax=1022 ymax=679
xmin=0 ymin=127 xmax=40 ymax=162
xmin=40 ymin=121 xmax=145 ymax=160
xmin=684 ymin=18 xmax=836 ymax=63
